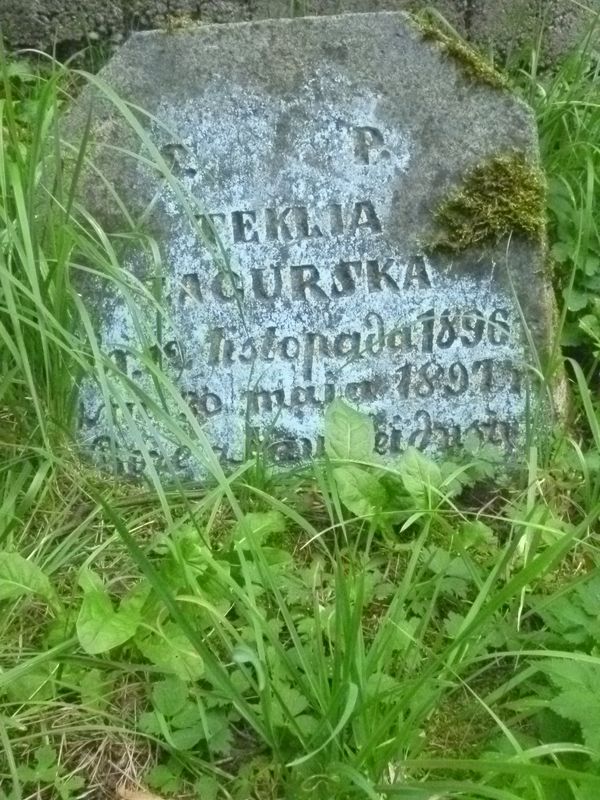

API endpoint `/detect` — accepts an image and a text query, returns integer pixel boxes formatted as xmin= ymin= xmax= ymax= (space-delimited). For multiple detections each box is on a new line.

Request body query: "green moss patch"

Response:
xmin=412 ymin=12 xmax=510 ymax=91
xmin=427 ymin=153 xmax=546 ymax=253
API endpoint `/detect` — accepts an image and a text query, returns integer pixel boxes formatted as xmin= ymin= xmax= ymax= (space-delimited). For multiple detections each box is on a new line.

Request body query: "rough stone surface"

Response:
xmin=2 ymin=0 xmax=599 ymax=64
xmin=65 ymin=12 xmax=554 ymax=480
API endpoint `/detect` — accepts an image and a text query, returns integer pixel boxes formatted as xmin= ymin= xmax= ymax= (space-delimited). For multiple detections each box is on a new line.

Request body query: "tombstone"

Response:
xmin=65 ymin=12 xmax=555 ymax=480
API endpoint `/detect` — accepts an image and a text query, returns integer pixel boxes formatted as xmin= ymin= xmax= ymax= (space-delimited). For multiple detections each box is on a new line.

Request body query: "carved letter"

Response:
xmin=332 ymin=260 xmax=360 ymax=297
xmin=239 ymin=337 xmax=258 ymax=364
xmin=245 ymin=389 xmax=286 ymax=413
xmin=345 ymin=380 xmax=377 ymax=403
xmin=408 ymin=410 xmax=432 ymax=450
xmin=231 ymin=210 xmax=259 ymax=243
xmin=366 ymin=258 xmax=399 ymax=293
xmin=179 ymin=272 xmax=203 ymax=305
xmin=328 ymin=203 xmax=344 ymax=235
xmin=290 ymin=265 xmax=328 ymax=301
xmin=290 ymin=385 xmax=319 ymax=408
xmin=260 ymin=327 xmax=277 ymax=361
xmin=365 ymin=312 xmax=385 ymax=355
xmin=349 ymin=201 xmax=382 ymax=235
xmin=280 ymin=336 xmax=300 ymax=360
xmin=387 ymin=325 xmax=415 ymax=353
xmin=161 ymin=143 xmax=197 ymax=179
xmin=403 ymin=257 xmax=432 ymax=289
xmin=266 ymin=207 xmax=291 ymax=241
xmin=196 ymin=213 xmax=227 ymax=246
xmin=303 ymin=332 xmax=330 ymax=381
xmin=334 ymin=332 xmax=361 ymax=360
xmin=264 ymin=206 xmax=319 ymax=241
xmin=251 ymin=266 xmax=283 ymax=301
xmin=207 ymin=327 xmax=235 ymax=365
xmin=375 ymin=432 xmax=390 ymax=455
xmin=211 ymin=271 xmax=243 ymax=301
xmin=352 ymin=126 xmax=387 ymax=164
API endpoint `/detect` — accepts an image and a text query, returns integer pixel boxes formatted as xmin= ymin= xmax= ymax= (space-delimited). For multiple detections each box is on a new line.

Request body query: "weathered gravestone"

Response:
xmin=67 ymin=12 xmax=555 ymax=480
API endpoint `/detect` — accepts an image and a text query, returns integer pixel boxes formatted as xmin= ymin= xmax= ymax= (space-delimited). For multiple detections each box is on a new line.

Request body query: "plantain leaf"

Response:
xmin=0 ymin=551 xmax=60 ymax=612
xmin=325 ymin=399 xmax=374 ymax=461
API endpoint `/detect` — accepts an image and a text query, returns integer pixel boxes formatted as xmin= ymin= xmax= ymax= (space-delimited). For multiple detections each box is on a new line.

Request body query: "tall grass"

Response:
xmin=522 ymin=22 xmax=600 ymax=360
xmin=0 ymin=56 xmax=77 ymax=442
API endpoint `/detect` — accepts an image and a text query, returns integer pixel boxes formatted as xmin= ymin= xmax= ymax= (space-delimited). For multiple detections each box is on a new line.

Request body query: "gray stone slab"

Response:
xmin=65 ymin=12 xmax=555 ymax=480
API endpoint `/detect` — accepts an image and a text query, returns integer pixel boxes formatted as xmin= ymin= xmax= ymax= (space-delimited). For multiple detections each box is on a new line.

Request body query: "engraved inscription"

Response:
xmin=171 ymin=256 xmax=432 ymax=307
xmin=75 ymin=69 xmax=536 ymax=480
xmin=195 ymin=199 xmax=383 ymax=247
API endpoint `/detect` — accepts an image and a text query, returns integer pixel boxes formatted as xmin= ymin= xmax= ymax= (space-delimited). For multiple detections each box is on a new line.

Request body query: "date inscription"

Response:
xmin=78 ymin=117 xmax=533 ymax=480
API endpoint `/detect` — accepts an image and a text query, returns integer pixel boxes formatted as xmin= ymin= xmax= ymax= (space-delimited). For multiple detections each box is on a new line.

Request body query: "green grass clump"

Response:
xmin=1 ymin=28 xmax=600 ymax=800
xmin=428 ymin=153 xmax=546 ymax=252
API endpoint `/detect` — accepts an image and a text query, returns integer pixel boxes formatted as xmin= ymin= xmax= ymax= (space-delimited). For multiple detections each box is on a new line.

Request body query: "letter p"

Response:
xmin=353 ymin=126 xmax=387 ymax=165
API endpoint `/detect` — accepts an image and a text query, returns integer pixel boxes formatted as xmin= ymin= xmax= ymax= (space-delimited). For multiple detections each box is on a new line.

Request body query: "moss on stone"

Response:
xmin=411 ymin=11 xmax=510 ymax=91
xmin=164 ymin=12 xmax=201 ymax=31
xmin=427 ymin=153 xmax=546 ymax=253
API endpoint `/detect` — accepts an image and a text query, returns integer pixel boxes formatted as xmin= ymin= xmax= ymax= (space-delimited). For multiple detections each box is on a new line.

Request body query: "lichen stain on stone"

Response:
xmin=411 ymin=11 xmax=510 ymax=91
xmin=426 ymin=153 xmax=546 ymax=253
